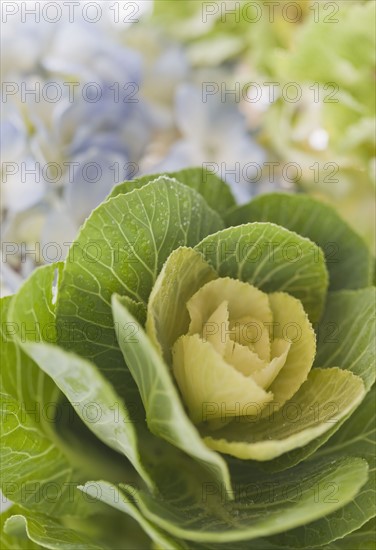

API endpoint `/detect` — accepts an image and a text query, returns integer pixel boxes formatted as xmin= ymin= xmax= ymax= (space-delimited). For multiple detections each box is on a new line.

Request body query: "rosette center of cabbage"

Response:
xmin=172 ymin=277 xmax=316 ymax=429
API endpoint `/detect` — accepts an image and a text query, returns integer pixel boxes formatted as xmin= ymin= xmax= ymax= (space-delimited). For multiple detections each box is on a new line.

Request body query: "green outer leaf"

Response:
xmin=0 ymin=268 xmax=97 ymax=517
xmin=21 ymin=342 xmax=154 ymax=491
xmin=323 ymin=517 xmax=376 ymax=550
xmin=202 ymin=368 xmax=365 ymax=461
xmin=1 ymin=506 xmax=41 ymax=550
xmin=171 ymin=515 xmax=376 ymax=550
xmin=225 ymin=193 xmax=374 ymax=290
xmin=146 ymin=246 xmax=218 ymax=364
xmin=251 ymin=415 xmax=348 ymax=475
xmin=195 ymin=222 xmax=329 ymax=324
xmin=7 ymin=262 xmax=63 ymax=345
xmin=108 ymin=173 xmax=160 ymax=199
xmin=3 ymin=512 xmax=103 ymax=550
xmin=111 ymin=294 xmax=232 ymax=496
xmin=314 ymin=288 xmax=376 ymax=389
xmin=97 ymin=456 xmax=368 ymax=544
xmin=56 ymin=177 xmax=224 ymax=400
xmin=115 ymin=296 xmax=147 ymax=326
xmin=108 ymin=167 xmax=236 ymax=216
xmin=0 ymin=390 xmax=83 ymax=517
xmin=267 ymin=386 xmax=376 ymax=549
xmin=183 ymin=516 xmax=376 ymax=550
xmin=3 ymin=262 xmax=62 ymax=407
xmin=79 ymin=481 xmax=184 ymax=550
xmin=3 ymin=263 xmax=61 ymax=414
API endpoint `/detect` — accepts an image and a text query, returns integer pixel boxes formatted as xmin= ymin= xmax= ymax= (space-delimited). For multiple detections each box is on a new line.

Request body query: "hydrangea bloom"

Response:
xmin=148 ymin=82 xmax=267 ymax=202
xmin=1 ymin=4 xmax=268 ymax=294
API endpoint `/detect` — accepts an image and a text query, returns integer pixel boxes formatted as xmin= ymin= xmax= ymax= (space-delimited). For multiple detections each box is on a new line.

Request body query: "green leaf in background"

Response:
xmin=21 ymin=342 xmax=154 ymax=491
xmin=196 ymin=222 xmax=328 ymax=324
xmin=201 ymin=368 xmax=365 ymax=460
xmin=266 ymin=385 xmax=376 ymax=549
xmin=111 ymin=294 xmax=232 ymax=495
xmin=271 ymin=1 xmax=375 ymax=139
xmin=56 ymin=177 xmax=224 ymax=400
xmin=89 ymin=454 xmax=368 ymax=544
xmin=314 ymin=288 xmax=376 ymax=389
xmin=225 ymin=193 xmax=374 ymax=290
xmin=108 ymin=167 xmax=236 ymax=217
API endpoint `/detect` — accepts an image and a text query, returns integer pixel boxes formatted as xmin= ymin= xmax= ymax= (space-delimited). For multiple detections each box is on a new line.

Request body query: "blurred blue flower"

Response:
xmin=1 ymin=4 xmax=269 ymax=293
xmin=1 ymin=14 xmax=156 ymax=291
xmin=148 ymin=82 xmax=266 ymax=202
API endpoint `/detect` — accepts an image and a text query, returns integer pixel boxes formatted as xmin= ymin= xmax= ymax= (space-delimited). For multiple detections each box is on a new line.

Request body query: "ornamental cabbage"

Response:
xmin=1 ymin=168 xmax=375 ymax=549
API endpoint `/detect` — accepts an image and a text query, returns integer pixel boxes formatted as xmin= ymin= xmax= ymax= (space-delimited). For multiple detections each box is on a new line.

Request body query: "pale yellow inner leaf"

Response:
xmin=187 ymin=277 xmax=273 ymax=336
xmin=224 ymin=340 xmax=267 ymax=376
xmin=172 ymin=334 xmax=273 ymax=427
xmin=230 ymin=316 xmax=271 ymax=362
xmin=251 ymin=339 xmax=290 ymax=389
xmin=201 ymin=300 xmax=229 ymax=356
xmin=265 ymin=292 xmax=316 ymax=413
